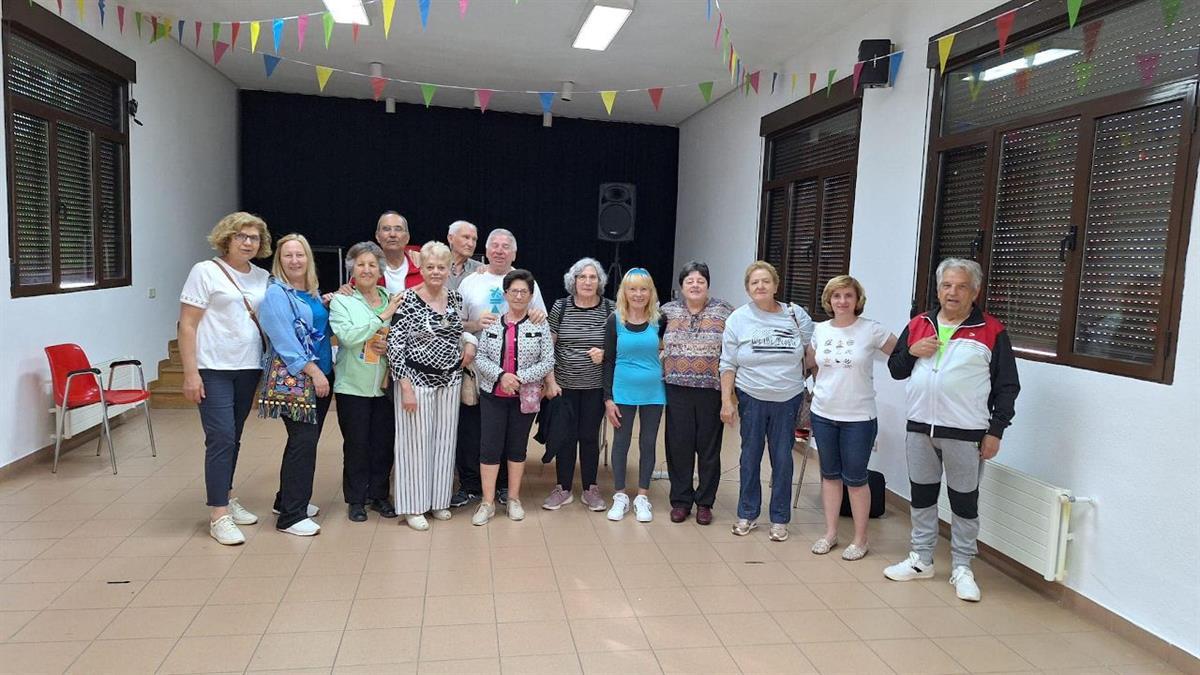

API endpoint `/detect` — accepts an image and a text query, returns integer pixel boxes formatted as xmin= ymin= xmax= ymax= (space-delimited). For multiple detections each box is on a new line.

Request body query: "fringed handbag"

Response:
xmin=257 ymin=357 xmax=318 ymax=423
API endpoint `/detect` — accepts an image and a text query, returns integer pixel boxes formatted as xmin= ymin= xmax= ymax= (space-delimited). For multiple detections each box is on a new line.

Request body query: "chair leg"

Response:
xmin=793 ymin=442 xmax=811 ymax=508
xmin=142 ymin=401 xmax=157 ymax=458
xmin=96 ymin=429 xmax=103 ymax=456
xmin=99 ymin=404 xmax=118 ymax=475
xmin=52 ymin=403 xmax=66 ymax=474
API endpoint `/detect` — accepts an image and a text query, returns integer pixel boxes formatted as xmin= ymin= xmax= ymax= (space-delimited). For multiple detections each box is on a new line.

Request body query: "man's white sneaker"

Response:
xmin=227 ymin=498 xmax=258 ymax=525
xmin=632 ymin=495 xmax=653 ymax=523
xmin=272 ymin=503 xmax=320 ymax=517
xmin=883 ymin=552 xmax=935 ymax=581
xmin=731 ymin=519 xmax=757 ymax=536
xmin=607 ymin=493 xmax=630 ymax=521
xmin=279 ymin=518 xmax=320 ymax=537
xmin=768 ymin=523 xmax=789 ymax=542
xmin=950 ymin=565 xmax=981 ymax=601
xmin=209 ymin=515 xmax=245 ymax=545
xmin=507 ymin=498 xmax=526 ymax=521
xmin=406 ymin=514 xmax=430 ymax=531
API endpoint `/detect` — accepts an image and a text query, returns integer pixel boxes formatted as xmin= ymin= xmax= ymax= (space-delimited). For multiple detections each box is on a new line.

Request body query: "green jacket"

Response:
xmin=330 ymin=288 xmax=391 ymax=397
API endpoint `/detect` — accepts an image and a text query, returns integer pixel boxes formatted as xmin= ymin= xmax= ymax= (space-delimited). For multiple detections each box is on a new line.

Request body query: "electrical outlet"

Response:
xmin=148 ymin=287 xmax=156 ymax=299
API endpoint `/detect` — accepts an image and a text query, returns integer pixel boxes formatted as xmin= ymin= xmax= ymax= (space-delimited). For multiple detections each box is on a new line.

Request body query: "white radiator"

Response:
xmin=49 ymin=357 xmax=140 ymax=440
xmin=937 ymin=460 xmax=1078 ymax=581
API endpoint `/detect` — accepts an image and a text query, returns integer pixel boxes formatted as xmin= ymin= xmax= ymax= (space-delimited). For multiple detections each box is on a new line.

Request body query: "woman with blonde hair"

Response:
xmin=179 ymin=212 xmax=273 ymax=545
xmin=258 ymin=234 xmax=333 ymax=537
xmin=603 ymin=268 xmax=667 ymax=523
xmin=805 ymin=275 xmax=896 ymax=560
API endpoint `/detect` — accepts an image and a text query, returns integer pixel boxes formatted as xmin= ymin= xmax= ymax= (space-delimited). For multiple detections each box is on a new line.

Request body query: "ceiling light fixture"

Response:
xmin=967 ymin=48 xmax=1079 ymax=82
xmin=560 ymin=81 xmax=575 ymax=101
xmin=572 ymin=0 xmax=634 ymax=51
xmin=322 ymin=0 xmax=369 ymax=25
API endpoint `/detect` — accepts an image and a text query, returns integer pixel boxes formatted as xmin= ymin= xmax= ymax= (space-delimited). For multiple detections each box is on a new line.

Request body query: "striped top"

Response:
xmin=660 ymin=297 xmax=734 ymax=390
xmin=548 ymin=296 xmax=615 ymax=390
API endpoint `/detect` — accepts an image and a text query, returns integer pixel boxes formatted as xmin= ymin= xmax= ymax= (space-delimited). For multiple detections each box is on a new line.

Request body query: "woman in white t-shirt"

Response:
xmin=804 ymin=275 xmax=897 ymax=561
xmin=179 ymin=212 xmax=272 ymax=546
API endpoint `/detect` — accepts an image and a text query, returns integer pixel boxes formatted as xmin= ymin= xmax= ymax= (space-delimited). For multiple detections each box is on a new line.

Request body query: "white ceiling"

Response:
xmin=104 ymin=0 xmax=873 ymax=125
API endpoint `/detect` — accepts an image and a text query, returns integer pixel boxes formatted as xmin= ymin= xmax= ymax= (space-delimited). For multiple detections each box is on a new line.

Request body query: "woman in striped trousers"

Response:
xmin=386 ymin=241 xmax=478 ymax=531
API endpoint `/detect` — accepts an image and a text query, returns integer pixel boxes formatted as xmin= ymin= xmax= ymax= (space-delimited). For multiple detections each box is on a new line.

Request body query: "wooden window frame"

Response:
xmin=914 ymin=0 xmax=1198 ymax=383
xmin=3 ymin=0 xmax=135 ymax=298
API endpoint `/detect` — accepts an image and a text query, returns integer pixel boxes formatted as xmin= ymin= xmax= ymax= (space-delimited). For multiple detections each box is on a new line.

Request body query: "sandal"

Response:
xmin=811 ymin=536 xmax=838 ymax=555
xmin=841 ymin=543 xmax=869 ymax=561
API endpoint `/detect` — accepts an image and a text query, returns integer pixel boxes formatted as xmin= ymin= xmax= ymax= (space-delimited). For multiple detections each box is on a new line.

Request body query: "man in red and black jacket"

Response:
xmin=882 ymin=258 xmax=1020 ymax=602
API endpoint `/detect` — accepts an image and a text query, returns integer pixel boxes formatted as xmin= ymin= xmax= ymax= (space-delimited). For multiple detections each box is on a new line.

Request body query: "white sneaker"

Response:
xmin=405 ymin=514 xmax=430 ymax=531
xmin=430 ymin=509 xmax=452 ymax=521
xmin=227 ymin=498 xmax=258 ymax=525
xmin=950 ymin=565 xmax=981 ymax=601
xmin=272 ymin=503 xmax=319 ymax=517
xmin=884 ymin=552 xmax=935 ymax=582
xmin=632 ymin=495 xmax=653 ymax=523
xmin=731 ymin=519 xmax=757 ymax=536
xmin=471 ymin=502 xmax=495 ymax=526
xmin=607 ymin=493 xmax=630 ymax=521
xmin=768 ymin=523 xmax=789 ymax=542
xmin=209 ymin=515 xmax=245 ymax=545
xmin=507 ymin=498 xmax=525 ymax=521
xmin=279 ymin=518 xmax=320 ymax=537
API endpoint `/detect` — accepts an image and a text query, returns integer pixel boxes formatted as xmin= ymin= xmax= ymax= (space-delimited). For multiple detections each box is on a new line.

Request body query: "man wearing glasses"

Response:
xmin=376 ymin=211 xmax=424 ymax=290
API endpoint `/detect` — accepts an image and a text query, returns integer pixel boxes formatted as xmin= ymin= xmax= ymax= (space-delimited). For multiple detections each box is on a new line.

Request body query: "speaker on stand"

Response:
xmin=598 ymin=182 xmax=635 ymax=295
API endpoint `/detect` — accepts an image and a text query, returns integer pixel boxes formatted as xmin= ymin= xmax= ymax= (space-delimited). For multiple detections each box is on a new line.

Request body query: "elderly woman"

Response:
xmin=330 ymin=242 xmax=404 ymax=522
xmin=804 ymin=276 xmax=897 ymax=560
xmin=542 ymin=257 xmax=615 ymax=512
xmin=661 ymin=261 xmax=734 ymax=526
xmin=387 ymin=241 xmax=478 ymax=531
xmin=258 ymin=234 xmax=333 ymax=537
xmin=179 ymin=212 xmax=272 ymax=546
xmin=603 ymin=268 xmax=667 ymax=523
xmin=720 ymin=261 xmax=814 ymax=542
xmin=471 ymin=269 xmax=556 ymax=526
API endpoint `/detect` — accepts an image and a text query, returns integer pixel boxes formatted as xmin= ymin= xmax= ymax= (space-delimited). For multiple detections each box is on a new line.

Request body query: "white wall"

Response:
xmin=0 ymin=1 xmax=239 ymax=466
xmin=675 ymin=0 xmax=1200 ymax=657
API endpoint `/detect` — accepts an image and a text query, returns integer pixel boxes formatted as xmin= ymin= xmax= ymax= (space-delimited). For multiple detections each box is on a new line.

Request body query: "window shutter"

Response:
xmin=1073 ymin=100 xmax=1186 ymax=364
xmin=6 ymin=33 xmax=121 ymax=129
xmin=762 ymin=187 xmax=788 ymax=283
xmin=986 ymin=117 xmax=1081 ymax=355
xmin=55 ymin=122 xmax=95 ymax=288
xmin=11 ymin=111 xmax=53 ymax=287
xmin=784 ymin=179 xmax=819 ymax=309
xmin=98 ymin=140 xmax=125 ymax=280
xmin=814 ymin=173 xmax=853 ymax=319
xmin=769 ymin=108 xmax=859 ymax=180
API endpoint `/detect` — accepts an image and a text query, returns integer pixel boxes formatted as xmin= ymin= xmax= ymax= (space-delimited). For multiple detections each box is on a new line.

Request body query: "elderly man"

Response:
xmin=450 ymin=228 xmax=547 ymax=508
xmin=884 ymin=258 xmax=1020 ymax=602
xmin=447 ymin=220 xmax=482 ymax=290
xmin=376 ymin=211 xmax=423 ymax=290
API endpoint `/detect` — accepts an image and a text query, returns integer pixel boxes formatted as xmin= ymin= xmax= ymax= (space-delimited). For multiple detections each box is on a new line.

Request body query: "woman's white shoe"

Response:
xmin=279 ymin=518 xmax=321 ymax=537
xmin=405 ymin=514 xmax=430 ymax=531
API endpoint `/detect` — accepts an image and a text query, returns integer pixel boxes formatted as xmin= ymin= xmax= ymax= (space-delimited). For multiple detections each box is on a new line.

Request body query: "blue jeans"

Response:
xmin=198 ymin=369 xmax=261 ymax=507
xmin=736 ymin=389 xmax=804 ymax=524
xmin=810 ymin=413 xmax=877 ymax=487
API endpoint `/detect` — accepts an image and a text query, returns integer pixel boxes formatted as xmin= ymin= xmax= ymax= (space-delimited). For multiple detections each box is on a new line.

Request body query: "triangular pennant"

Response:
xmin=370 ymin=77 xmax=387 ymax=100
xmin=383 ymin=0 xmax=396 ymax=38
xmin=297 ymin=15 xmax=308 ymax=51
xmin=888 ymin=51 xmax=904 ymax=85
xmin=56 ymin=0 xmax=62 ymax=15
xmin=353 ymin=23 xmax=360 ymax=43
xmin=322 ymin=12 xmax=333 ymax=48
xmin=1014 ymin=69 xmax=1030 ymax=96
xmin=76 ymin=0 xmax=83 ymax=21
xmin=476 ymin=89 xmax=493 ymax=112
xmin=194 ymin=20 xmax=201 ymax=48
xmin=315 ymin=65 xmax=333 ymax=91
xmin=1067 ymin=0 xmax=1083 ymax=28
xmin=230 ymin=21 xmax=240 ymax=49
xmin=459 ymin=0 xmax=469 ymax=18
xmin=1162 ymin=0 xmax=1181 ymax=28
xmin=996 ymin=9 xmax=1016 ymax=55
xmin=1023 ymin=43 xmax=1040 ymax=67
xmin=1083 ymin=19 xmax=1103 ymax=60
xmin=749 ymin=71 xmax=760 ymax=94
xmin=420 ymin=83 xmax=436 ymax=107
xmin=419 ymin=0 xmax=431 ymax=30
xmin=600 ymin=90 xmax=617 ymax=115
xmin=98 ymin=0 xmax=105 ymax=26
xmin=134 ymin=10 xmax=142 ymax=37
xmin=1074 ymin=62 xmax=1094 ymax=92
xmin=826 ymin=69 xmax=837 ymax=97
xmin=647 ymin=87 xmax=663 ymax=111
xmin=742 ymin=73 xmax=750 ymax=97
xmin=272 ymin=18 xmax=283 ymax=53
xmin=770 ymin=72 xmax=778 ymax=94
xmin=177 ymin=19 xmax=184 ymax=43
xmin=852 ymin=62 xmax=864 ymax=91
xmin=211 ymin=21 xmax=221 ymax=43
xmin=250 ymin=21 xmax=260 ymax=52
xmin=937 ymin=34 xmax=955 ymax=74
xmin=1136 ymin=52 xmax=1161 ymax=85
xmin=262 ymin=53 xmax=281 ymax=77
xmin=968 ymin=63 xmax=984 ymax=101
xmin=713 ymin=13 xmax=722 ymax=48
xmin=707 ymin=0 xmax=711 ymax=21
xmin=117 ymin=5 xmax=125 ymax=33
xmin=791 ymin=73 xmax=797 ymax=94
xmin=698 ymin=81 xmax=713 ymax=103
xmin=151 ymin=17 xmax=165 ymax=43
xmin=212 ymin=40 xmax=229 ymax=65
xmin=808 ymin=72 xmax=817 ymax=95
xmin=539 ymin=91 xmax=555 ymax=113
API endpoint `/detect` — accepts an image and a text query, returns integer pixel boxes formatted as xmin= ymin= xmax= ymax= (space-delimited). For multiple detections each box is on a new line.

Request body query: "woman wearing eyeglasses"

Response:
xmin=603 ymin=268 xmax=667 ymax=523
xmin=179 ymin=212 xmax=272 ymax=546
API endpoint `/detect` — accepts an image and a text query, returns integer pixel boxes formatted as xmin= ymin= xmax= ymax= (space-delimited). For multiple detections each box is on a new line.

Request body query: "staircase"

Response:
xmin=149 ymin=339 xmax=192 ymax=408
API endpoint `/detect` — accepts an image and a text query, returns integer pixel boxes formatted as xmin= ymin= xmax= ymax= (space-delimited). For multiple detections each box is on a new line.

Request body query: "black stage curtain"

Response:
xmin=239 ymin=90 xmax=679 ymax=298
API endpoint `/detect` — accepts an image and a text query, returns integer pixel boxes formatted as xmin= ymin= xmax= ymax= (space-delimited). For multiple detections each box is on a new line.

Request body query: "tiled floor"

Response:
xmin=0 ymin=408 xmax=1180 ymax=674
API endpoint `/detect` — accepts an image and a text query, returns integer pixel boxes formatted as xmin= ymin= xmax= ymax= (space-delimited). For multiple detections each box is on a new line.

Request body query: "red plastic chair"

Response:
xmin=44 ymin=344 xmax=157 ymax=474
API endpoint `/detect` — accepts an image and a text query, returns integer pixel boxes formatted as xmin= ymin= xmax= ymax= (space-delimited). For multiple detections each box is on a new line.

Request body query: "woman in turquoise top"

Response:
xmin=258 ymin=234 xmax=332 ymax=536
xmin=602 ymin=268 xmax=666 ymax=523
xmin=330 ymin=242 xmax=404 ymax=523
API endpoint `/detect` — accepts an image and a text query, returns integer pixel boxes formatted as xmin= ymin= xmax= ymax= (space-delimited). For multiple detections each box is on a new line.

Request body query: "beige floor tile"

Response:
xmin=1 ymin=520 xmax=81 ymax=540
xmin=153 ymin=554 xmax=238 ymax=580
xmin=5 ymin=557 xmax=100 ymax=584
xmin=98 ymin=605 xmax=200 ymax=639
xmin=295 ymin=551 xmax=367 ymax=577
xmin=570 ymin=617 xmax=650 ymax=652
xmin=706 ymin=611 xmax=791 ymax=646
xmin=895 ymin=606 xmax=987 ymax=638
xmin=809 ymin=581 xmax=891 ymax=609
xmin=367 ymin=548 xmax=434 ymax=573
xmin=160 ymin=634 xmax=262 ymax=673
xmin=0 ymin=641 xmax=89 ymax=674
xmin=0 ymin=539 xmax=56 ymax=561
xmin=67 ymin=520 xmax=146 ymax=539
xmin=224 ymin=552 xmax=303 ymax=578
xmin=773 ymin=609 xmax=859 ymax=643
xmin=131 ymin=577 xmax=219 ymax=607
xmin=82 ymin=556 xmax=169 ymax=582
xmin=498 ymin=619 xmax=575 ymax=656
xmin=47 ymin=579 xmax=144 ymax=610
xmin=1109 ymin=662 xmax=1184 ymax=674
xmin=657 ymin=541 xmax=723 ymax=564
xmin=418 ymin=657 xmax=500 ymax=674
xmin=727 ymin=643 xmax=819 ymax=673
xmin=1059 ymin=630 xmax=1165 ymax=665
xmin=690 ymin=584 xmax=766 ymax=614
xmin=997 ymin=633 xmax=1104 ymax=670
xmin=427 ymin=567 xmax=494 ymax=595
xmin=493 ymin=566 xmax=556 ymax=594
xmin=424 ymin=593 xmax=495 ymax=625
xmin=10 ymin=608 xmax=118 ymax=643
xmin=491 ymin=545 xmax=552 ymax=569
xmin=108 ymin=536 xmax=189 ymax=558
xmin=608 ymin=542 xmax=666 ymax=565
xmin=347 ymin=596 xmax=424 ymax=629
xmin=625 ymin=586 xmax=700 ymax=617
xmin=617 ymin=563 xmax=683 ymax=589
xmin=561 ymin=588 xmax=636 ymax=619
xmin=934 ymin=636 xmax=1035 ymax=673
xmin=0 ymin=610 xmax=38 ymax=641
xmin=335 ymin=627 xmax=421 ymax=666
xmin=787 ymin=558 xmax=861 ymax=583
xmin=185 ymin=602 xmax=277 ymax=637
xmin=356 ymin=571 xmax=428 ymax=598
xmin=638 ymin=614 xmax=719 ymax=650
xmin=206 ymin=575 xmax=289 ymax=605
xmin=0 ymin=581 xmax=72 ymax=612
xmin=0 ymin=559 xmax=25 ymax=581
xmin=863 ymin=581 xmax=950 ymax=608
xmin=495 ymin=590 xmax=566 ymax=623
xmin=669 ymin=561 xmax=740 ymax=588
xmin=35 ymin=537 xmax=124 ymax=560
xmin=544 ymin=543 xmax=605 ymax=568
xmin=500 ymin=653 xmax=583 ymax=675
xmin=867 ymin=638 xmax=966 ymax=674
xmin=578 ymin=649 xmax=662 ymax=674
xmin=801 ymin=639 xmax=896 ymax=674
xmin=837 ymin=607 xmax=926 ymax=640
xmin=248 ymin=630 xmax=342 ymax=670
xmin=747 ymin=582 xmax=828 ymax=611
xmin=286 ymin=573 xmax=362 ymax=602
xmin=266 ymin=599 xmax=352 ymax=633
xmin=66 ymin=637 xmax=175 ymax=674
xmin=420 ymin=623 xmax=498 ymax=661
xmin=654 ymin=646 xmax=739 ymax=674
xmin=554 ymin=563 xmax=621 ymax=591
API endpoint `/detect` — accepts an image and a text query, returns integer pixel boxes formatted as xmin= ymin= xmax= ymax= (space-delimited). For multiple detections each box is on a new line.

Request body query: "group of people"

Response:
xmin=179 ymin=209 xmax=1019 ymax=602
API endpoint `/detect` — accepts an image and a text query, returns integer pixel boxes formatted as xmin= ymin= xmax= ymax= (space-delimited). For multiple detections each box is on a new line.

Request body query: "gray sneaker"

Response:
xmin=542 ymin=487 xmax=574 ymax=511
xmin=580 ymin=485 xmax=606 ymax=511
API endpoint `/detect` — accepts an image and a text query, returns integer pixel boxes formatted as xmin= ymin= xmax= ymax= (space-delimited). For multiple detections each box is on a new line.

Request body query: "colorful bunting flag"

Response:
xmin=749 ymin=71 xmax=760 ymax=94
xmin=698 ymin=81 xmax=713 ymax=103
xmin=713 ymin=13 xmax=722 ymax=48
xmin=852 ymin=62 xmax=864 ymax=91
xmin=194 ymin=21 xmax=202 ymax=48
xmin=134 ymin=10 xmax=142 ymax=37
xmin=371 ymin=77 xmax=387 ymax=100
xmin=888 ymin=51 xmax=904 ymax=85
xmin=353 ymin=23 xmax=360 ymax=42
xmin=647 ymin=87 xmax=663 ymax=111
xmin=1136 ymin=52 xmax=1161 ymax=85
xmin=791 ymin=73 xmax=797 ymax=95
xmin=808 ymin=72 xmax=817 ymax=95
xmin=1162 ymin=0 xmax=1181 ymax=28
xmin=967 ymin=63 xmax=984 ymax=101
xmin=272 ymin=19 xmax=283 ymax=53
xmin=322 ymin=12 xmax=333 ymax=48
xmin=212 ymin=21 xmax=220 ymax=44
xmin=825 ymin=69 xmax=836 ymax=97
xmin=459 ymin=0 xmax=469 ymax=19
xmin=230 ymin=21 xmax=241 ymax=49
xmin=117 ymin=5 xmax=124 ymax=33
xmin=770 ymin=72 xmax=777 ymax=95
xmin=419 ymin=0 xmax=431 ymax=30
xmin=212 ymin=40 xmax=229 ymax=65
xmin=1074 ymin=62 xmax=1094 ymax=92
xmin=1083 ymin=19 xmax=1103 ymax=60
xmin=1023 ymin=43 xmax=1039 ymax=67
xmin=996 ymin=9 xmax=1016 ymax=55
xmin=1067 ymin=0 xmax=1083 ymax=28
xmin=315 ymin=65 xmax=333 ymax=91
xmin=150 ymin=16 xmax=162 ymax=43
xmin=476 ymin=89 xmax=493 ymax=112
xmin=250 ymin=21 xmax=260 ymax=52
xmin=538 ymin=91 xmax=555 ymax=113
xmin=600 ymin=90 xmax=617 ymax=114
xmin=263 ymin=53 xmax=281 ymax=77
xmin=421 ymin=83 xmax=436 ymax=106
xmin=706 ymin=0 xmax=711 ymax=21
xmin=75 ymin=0 xmax=83 ymax=21
xmin=1014 ymin=69 xmax=1030 ymax=96
xmin=383 ymin=0 xmax=396 ymax=38
xmin=56 ymin=0 xmax=62 ymax=15
xmin=177 ymin=19 xmax=184 ymax=43
xmin=98 ymin=0 xmax=105 ymax=26
xmin=297 ymin=14 xmax=308 ymax=50
xmin=936 ymin=34 xmax=955 ymax=74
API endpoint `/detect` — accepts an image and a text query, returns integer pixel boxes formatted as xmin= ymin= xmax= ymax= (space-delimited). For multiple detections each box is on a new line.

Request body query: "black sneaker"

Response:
xmin=450 ymin=489 xmax=480 ymax=508
xmin=348 ymin=504 xmax=368 ymax=522
xmin=497 ymin=488 xmax=509 ymax=506
xmin=369 ymin=498 xmax=398 ymax=518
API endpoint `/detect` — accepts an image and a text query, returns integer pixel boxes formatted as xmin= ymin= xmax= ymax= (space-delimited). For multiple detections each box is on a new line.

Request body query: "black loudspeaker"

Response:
xmin=598 ymin=182 xmax=636 ymax=242
xmin=857 ymin=39 xmax=893 ymax=88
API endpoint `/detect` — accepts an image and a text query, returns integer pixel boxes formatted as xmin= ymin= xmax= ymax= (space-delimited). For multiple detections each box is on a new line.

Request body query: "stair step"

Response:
xmin=150 ymin=390 xmax=195 ymax=409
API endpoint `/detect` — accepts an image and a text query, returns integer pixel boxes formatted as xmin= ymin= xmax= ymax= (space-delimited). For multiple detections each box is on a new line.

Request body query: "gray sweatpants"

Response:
xmin=906 ymin=432 xmax=984 ymax=569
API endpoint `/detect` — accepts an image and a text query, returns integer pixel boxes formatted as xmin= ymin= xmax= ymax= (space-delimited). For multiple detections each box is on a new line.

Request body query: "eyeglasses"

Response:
xmin=575 ymin=274 xmax=599 ymax=281
xmin=378 ymin=226 xmax=408 ymax=234
xmin=506 ymin=288 xmax=531 ymax=297
xmin=233 ymin=232 xmax=261 ymax=244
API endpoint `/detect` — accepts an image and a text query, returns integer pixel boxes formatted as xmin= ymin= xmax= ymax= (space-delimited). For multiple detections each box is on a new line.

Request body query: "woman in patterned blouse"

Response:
xmin=386 ymin=241 xmax=478 ymax=531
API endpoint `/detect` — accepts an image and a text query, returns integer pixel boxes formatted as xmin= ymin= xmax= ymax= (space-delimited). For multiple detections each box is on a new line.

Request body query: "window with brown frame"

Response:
xmin=758 ymin=104 xmax=861 ymax=320
xmin=4 ymin=0 xmax=134 ymax=297
xmin=916 ymin=0 xmax=1198 ymax=383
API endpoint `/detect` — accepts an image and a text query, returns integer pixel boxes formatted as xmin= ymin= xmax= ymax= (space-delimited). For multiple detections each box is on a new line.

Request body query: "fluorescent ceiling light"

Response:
xmin=572 ymin=3 xmax=633 ymax=51
xmin=322 ymin=0 xmax=369 ymax=25
xmin=966 ymin=48 xmax=1079 ymax=82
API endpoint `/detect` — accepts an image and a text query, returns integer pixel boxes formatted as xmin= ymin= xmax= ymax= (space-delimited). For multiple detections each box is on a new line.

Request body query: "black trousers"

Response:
xmin=274 ymin=386 xmax=334 ymax=529
xmin=664 ymin=384 xmax=724 ymax=508
xmin=479 ymin=392 xmax=535 ymax=464
xmin=555 ymin=387 xmax=606 ymax=491
xmin=336 ymin=393 xmax=394 ymax=505
xmin=456 ymin=400 xmax=506 ymax=493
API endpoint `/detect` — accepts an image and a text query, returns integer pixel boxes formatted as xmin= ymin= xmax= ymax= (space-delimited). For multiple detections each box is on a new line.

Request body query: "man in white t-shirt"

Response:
xmin=376 ymin=211 xmax=423 ymax=290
